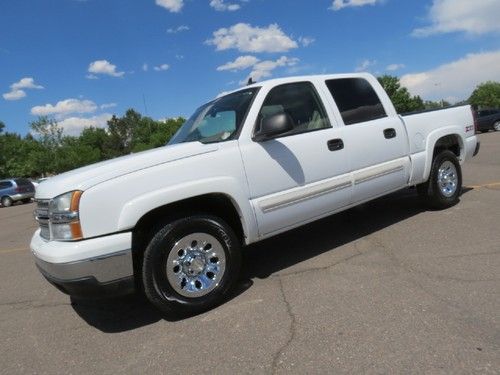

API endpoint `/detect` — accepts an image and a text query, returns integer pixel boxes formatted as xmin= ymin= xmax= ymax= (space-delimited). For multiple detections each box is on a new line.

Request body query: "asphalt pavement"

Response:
xmin=1 ymin=132 xmax=499 ymax=374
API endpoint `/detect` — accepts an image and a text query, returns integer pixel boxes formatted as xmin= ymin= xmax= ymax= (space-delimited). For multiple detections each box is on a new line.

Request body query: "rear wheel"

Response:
xmin=1 ymin=196 xmax=13 ymax=207
xmin=493 ymin=121 xmax=500 ymax=131
xmin=417 ymin=150 xmax=462 ymax=209
xmin=142 ymin=215 xmax=241 ymax=315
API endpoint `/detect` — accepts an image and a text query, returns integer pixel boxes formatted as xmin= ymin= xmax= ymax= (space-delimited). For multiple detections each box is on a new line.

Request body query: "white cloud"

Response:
xmin=206 ymin=23 xmax=298 ymax=53
xmin=154 ymin=64 xmax=170 ymax=71
xmin=87 ymin=60 xmax=124 ymax=78
xmin=31 ymin=98 xmax=98 ymax=116
xmin=331 ymin=0 xmax=381 ymax=11
xmin=298 ymin=36 xmax=315 ymax=47
xmin=11 ymin=77 xmax=44 ymax=90
xmin=100 ymin=103 xmax=117 ymax=109
xmin=156 ymin=0 xmax=183 ymax=13
xmin=58 ymin=113 xmax=112 ymax=136
xmin=246 ymin=56 xmax=299 ymax=83
xmin=167 ymin=25 xmax=190 ymax=34
xmin=401 ymin=50 xmax=500 ymax=102
xmin=3 ymin=89 xmax=26 ymax=101
xmin=142 ymin=63 xmax=148 ymax=72
xmin=355 ymin=59 xmax=376 ymax=72
xmin=3 ymin=77 xmax=44 ymax=101
xmin=386 ymin=63 xmax=405 ymax=71
xmin=217 ymin=55 xmax=260 ymax=71
xmin=412 ymin=0 xmax=500 ymax=37
xmin=210 ymin=0 xmax=240 ymax=11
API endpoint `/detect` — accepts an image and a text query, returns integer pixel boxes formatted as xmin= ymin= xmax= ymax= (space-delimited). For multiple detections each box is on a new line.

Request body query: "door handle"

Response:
xmin=384 ymin=128 xmax=396 ymax=139
xmin=327 ymin=138 xmax=344 ymax=151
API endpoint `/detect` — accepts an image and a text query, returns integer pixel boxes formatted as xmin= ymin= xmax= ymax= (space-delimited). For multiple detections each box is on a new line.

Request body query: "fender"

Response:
xmin=422 ymin=126 xmax=465 ymax=182
xmin=117 ymin=177 xmax=258 ymax=244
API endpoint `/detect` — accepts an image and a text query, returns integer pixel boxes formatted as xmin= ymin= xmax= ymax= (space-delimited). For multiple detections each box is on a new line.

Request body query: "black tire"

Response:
xmin=22 ymin=198 xmax=32 ymax=204
xmin=1 ymin=196 xmax=13 ymax=207
xmin=493 ymin=121 xmax=500 ymax=132
xmin=142 ymin=215 xmax=241 ymax=315
xmin=480 ymin=130 xmax=488 ymax=133
xmin=417 ymin=150 xmax=462 ymax=209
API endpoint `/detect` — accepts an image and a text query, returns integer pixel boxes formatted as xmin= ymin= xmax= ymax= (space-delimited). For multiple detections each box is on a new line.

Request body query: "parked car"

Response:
xmin=476 ymin=108 xmax=500 ymax=133
xmin=31 ymin=73 xmax=480 ymax=315
xmin=0 ymin=178 xmax=35 ymax=207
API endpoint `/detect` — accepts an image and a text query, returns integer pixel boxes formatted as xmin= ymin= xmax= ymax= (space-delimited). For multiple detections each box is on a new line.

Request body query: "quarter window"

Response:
xmin=0 ymin=181 xmax=12 ymax=189
xmin=325 ymin=78 xmax=387 ymax=125
xmin=256 ymin=82 xmax=330 ymax=136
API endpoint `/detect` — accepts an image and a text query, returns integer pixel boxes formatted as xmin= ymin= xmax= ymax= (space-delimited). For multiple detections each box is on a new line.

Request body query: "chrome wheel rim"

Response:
xmin=494 ymin=121 xmax=500 ymax=131
xmin=437 ymin=160 xmax=458 ymax=197
xmin=166 ymin=233 xmax=226 ymax=298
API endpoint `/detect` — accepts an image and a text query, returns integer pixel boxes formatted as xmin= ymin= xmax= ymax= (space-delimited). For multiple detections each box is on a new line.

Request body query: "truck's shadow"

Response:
xmin=71 ymin=188 xmax=472 ymax=332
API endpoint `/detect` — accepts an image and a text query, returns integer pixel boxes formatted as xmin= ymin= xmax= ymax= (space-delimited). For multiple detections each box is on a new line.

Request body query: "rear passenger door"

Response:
xmin=323 ymin=77 xmax=410 ymax=204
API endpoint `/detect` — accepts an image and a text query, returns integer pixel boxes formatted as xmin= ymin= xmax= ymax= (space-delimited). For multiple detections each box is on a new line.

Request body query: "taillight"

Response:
xmin=472 ymin=107 xmax=478 ymax=133
xmin=15 ymin=187 xmax=20 ymax=193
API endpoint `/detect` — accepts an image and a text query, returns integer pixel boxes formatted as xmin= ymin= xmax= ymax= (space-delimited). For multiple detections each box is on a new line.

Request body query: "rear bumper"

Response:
xmin=30 ymin=230 xmax=135 ymax=298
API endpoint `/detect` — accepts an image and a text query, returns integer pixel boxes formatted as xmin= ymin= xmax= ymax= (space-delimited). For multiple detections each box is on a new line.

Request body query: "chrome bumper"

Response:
xmin=34 ymin=249 xmax=133 ymax=284
xmin=31 ymin=230 xmax=135 ymax=298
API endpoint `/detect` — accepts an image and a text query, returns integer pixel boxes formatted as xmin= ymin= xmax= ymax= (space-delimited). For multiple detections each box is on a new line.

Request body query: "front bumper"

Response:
xmin=30 ymin=230 xmax=135 ymax=298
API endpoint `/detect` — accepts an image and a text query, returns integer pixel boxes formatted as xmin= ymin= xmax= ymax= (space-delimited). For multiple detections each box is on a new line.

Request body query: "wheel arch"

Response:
xmin=423 ymin=129 xmax=464 ymax=182
xmin=130 ymin=192 xmax=252 ymax=282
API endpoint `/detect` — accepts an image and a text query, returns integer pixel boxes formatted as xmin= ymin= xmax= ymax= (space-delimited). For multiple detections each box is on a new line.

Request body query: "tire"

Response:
xmin=494 ymin=121 xmax=500 ymax=131
xmin=22 ymin=198 xmax=32 ymax=204
xmin=1 ymin=196 xmax=13 ymax=207
xmin=142 ymin=215 xmax=241 ymax=315
xmin=417 ymin=150 xmax=462 ymax=209
xmin=480 ymin=130 xmax=488 ymax=133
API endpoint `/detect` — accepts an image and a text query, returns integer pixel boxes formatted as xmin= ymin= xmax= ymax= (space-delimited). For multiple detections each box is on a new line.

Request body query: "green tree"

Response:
xmin=424 ymin=100 xmax=451 ymax=110
xmin=377 ymin=75 xmax=425 ymax=113
xmin=469 ymin=81 xmax=500 ymax=109
xmin=0 ymin=121 xmax=5 ymax=134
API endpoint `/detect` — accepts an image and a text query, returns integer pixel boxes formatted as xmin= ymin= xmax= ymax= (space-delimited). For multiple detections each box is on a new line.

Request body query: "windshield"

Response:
xmin=169 ymin=88 xmax=258 ymax=144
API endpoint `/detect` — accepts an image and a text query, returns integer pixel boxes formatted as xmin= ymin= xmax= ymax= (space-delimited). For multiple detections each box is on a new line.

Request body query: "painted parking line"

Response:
xmin=0 ymin=247 xmax=29 ymax=254
xmin=466 ymin=182 xmax=500 ymax=189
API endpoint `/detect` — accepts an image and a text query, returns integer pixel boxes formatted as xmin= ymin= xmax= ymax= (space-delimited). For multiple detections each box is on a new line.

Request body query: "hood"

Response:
xmin=35 ymin=142 xmax=219 ymax=199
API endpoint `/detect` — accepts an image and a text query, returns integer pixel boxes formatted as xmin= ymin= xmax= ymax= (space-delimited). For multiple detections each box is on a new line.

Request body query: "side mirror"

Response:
xmin=254 ymin=113 xmax=294 ymax=141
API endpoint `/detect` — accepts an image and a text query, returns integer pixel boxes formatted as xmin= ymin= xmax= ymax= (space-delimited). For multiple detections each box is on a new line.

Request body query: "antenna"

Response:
xmin=247 ymin=77 xmax=255 ymax=86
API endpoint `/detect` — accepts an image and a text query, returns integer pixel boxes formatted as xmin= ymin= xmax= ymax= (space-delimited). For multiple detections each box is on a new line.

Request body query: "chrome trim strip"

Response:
xmin=259 ymin=180 xmax=352 ymax=213
xmin=354 ymin=165 xmax=404 ymax=185
xmin=34 ymin=249 xmax=133 ymax=283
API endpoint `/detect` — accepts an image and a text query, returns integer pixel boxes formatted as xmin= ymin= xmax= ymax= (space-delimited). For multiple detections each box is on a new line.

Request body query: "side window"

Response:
xmin=0 ymin=181 xmax=12 ymax=189
xmin=325 ymin=78 xmax=387 ymax=125
xmin=256 ymin=82 xmax=330 ymax=136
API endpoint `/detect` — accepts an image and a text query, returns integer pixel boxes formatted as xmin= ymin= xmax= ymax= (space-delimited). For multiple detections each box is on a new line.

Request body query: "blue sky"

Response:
xmin=1 ymin=0 xmax=499 ymax=135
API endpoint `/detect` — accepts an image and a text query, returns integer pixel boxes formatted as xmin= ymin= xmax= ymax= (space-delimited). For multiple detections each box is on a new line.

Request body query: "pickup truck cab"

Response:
xmin=31 ymin=73 xmax=479 ymax=314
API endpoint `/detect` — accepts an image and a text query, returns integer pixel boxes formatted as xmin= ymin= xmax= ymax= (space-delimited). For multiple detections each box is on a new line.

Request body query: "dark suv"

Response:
xmin=476 ymin=109 xmax=500 ymax=133
xmin=0 ymin=178 xmax=35 ymax=207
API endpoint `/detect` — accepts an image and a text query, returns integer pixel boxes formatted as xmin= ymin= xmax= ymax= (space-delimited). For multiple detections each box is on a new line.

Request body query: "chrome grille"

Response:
xmin=34 ymin=200 xmax=50 ymax=240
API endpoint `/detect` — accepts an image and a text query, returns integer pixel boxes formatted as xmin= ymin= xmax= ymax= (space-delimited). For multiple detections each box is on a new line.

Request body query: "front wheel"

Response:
xmin=142 ymin=215 xmax=241 ymax=315
xmin=493 ymin=121 xmax=500 ymax=131
xmin=417 ymin=150 xmax=462 ymax=209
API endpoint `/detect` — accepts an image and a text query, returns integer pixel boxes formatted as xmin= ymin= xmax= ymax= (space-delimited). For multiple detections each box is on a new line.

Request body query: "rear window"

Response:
xmin=14 ymin=178 xmax=33 ymax=187
xmin=325 ymin=78 xmax=387 ymax=125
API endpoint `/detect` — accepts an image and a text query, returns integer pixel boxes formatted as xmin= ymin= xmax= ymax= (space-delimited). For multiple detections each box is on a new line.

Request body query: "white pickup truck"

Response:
xmin=31 ymin=73 xmax=480 ymax=314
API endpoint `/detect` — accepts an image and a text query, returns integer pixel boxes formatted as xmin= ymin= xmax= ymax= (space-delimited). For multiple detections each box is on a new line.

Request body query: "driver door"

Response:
xmin=239 ymin=81 xmax=352 ymax=238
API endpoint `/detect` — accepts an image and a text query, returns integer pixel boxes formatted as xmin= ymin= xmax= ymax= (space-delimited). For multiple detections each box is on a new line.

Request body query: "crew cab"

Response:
xmin=31 ymin=73 xmax=480 ymax=314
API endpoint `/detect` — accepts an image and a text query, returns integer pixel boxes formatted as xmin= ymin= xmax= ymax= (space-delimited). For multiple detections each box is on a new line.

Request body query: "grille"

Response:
xmin=35 ymin=200 xmax=50 ymax=240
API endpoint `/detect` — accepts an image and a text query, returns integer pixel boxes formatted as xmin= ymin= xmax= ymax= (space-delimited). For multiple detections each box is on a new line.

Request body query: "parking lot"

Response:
xmin=1 ymin=132 xmax=499 ymax=374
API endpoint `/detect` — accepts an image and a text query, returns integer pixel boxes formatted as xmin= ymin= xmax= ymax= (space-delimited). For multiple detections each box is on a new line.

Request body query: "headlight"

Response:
xmin=48 ymin=191 xmax=83 ymax=241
